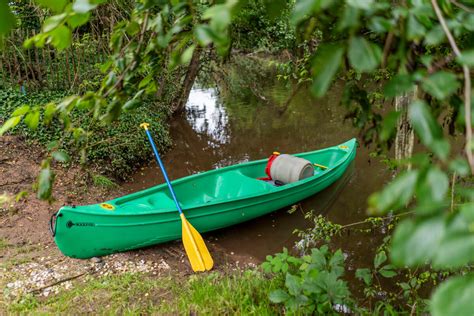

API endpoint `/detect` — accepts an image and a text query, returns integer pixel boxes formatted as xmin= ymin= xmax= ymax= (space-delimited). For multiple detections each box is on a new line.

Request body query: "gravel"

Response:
xmin=3 ymin=253 xmax=171 ymax=299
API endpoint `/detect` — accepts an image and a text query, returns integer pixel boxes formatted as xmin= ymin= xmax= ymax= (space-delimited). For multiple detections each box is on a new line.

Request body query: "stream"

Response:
xmin=122 ymin=62 xmax=392 ymax=266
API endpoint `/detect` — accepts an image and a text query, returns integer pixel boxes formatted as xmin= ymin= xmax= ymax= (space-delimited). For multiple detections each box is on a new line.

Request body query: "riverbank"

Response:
xmin=0 ymin=88 xmax=171 ymax=181
xmin=0 ymin=136 xmax=257 ymax=313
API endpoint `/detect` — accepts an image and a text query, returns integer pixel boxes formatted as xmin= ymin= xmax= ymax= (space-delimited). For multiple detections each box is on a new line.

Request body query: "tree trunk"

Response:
xmin=174 ymin=47 xmax=201 ymax=113
xmin=394 ymin=86 xmax=418 ymax=166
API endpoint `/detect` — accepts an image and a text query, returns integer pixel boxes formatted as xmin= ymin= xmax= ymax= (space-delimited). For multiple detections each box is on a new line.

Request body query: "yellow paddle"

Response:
xmin=140 ymin=123 xmax=213 ymax=272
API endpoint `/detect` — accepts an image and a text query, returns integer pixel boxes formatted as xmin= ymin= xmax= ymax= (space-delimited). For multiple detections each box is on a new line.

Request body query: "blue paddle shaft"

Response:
xmin=144 ymin=129 xmax=183 ymax=215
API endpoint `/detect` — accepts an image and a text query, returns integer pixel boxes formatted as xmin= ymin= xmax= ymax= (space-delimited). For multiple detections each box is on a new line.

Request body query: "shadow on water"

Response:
xmin=122 ymin=61 xmax=391 ymax=263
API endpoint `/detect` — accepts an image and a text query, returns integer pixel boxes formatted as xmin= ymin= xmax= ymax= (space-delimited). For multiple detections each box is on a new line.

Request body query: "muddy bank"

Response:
xmin=0 ymin=136 xmax=250 ymax=305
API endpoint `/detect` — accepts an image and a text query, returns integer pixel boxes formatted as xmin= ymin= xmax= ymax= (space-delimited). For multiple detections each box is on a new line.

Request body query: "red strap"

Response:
xmin=257 ymin=153 xmax=279 ymax=181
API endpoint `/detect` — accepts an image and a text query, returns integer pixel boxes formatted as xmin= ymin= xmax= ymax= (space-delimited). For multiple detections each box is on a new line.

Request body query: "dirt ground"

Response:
xmin=0 ymin=136 xmax=249 ymax=301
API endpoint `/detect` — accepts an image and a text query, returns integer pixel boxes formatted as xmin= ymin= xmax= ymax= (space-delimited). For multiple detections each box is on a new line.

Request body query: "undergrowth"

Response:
xmin=0 ymin=88 xmax=171 ymax=180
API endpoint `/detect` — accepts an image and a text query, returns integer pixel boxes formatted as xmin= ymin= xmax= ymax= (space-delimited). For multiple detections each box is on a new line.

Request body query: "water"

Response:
xmin=122 ymin=63 xmax=391 ymax=265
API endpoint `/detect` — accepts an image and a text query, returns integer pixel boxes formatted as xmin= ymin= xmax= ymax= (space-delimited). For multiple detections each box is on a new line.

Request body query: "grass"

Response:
xmin=92 ymin=174 xmax=118 ymax=188
xmin=7 ymin=270 xmax=282 ymax=314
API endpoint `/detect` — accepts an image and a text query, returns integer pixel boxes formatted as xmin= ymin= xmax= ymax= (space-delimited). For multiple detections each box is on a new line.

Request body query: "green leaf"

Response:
xmin=42 ymin=13 xmax=67 ymax=33
xmin=36 ymin=0 xmax=67 ymax=13
xmin=24 ymin=110 xmax=40 ymax=130
xmin=449 ymin=157 xmax=470 ymax=176
xmin=460 ymin=203 xmax=474 ymax=223
xmin=44 ymin=103 xmax=57 ymax=125
xmin=383 ymin=74 xmax=415 ymax=97
xmin=52 ymin=150 xmax=70 ymax=163
xmin=347 ymin=0 xmax=374 ymax=10
xmin=47 ymin=141 xmax=59 ymax=151
xmin=126 ymin=21 xmax=140 ymax=36
xmin=194 ymin=25 xmax=216 ymax=46
xmin=379 ymin=265 xmax=397 ymax=278
xmin=456 ymin=49 xmax=474 ymax=66
xmin=49 ymin=25 xmax=72 ymax=50
xmin=285 ymin=273 xmax=301 ymax=296
xmin=68 ymin=12 xmax=91 ymax=28
xmin=57 ymin=96 xmax=79 ymax=113
xmin=409 ymin=100 xmax=450 ymax=160
xmin=368 ymin=170 xmax=418 ymax=214
xmin=433 ymin=211 xmax=474 ymax=268
xmin=203 ymin=3 xmax=233 ymax=31
xmin=424 ymin=25 xmax=445 ymax=45
xmin=311 ymin=44 xmax=344 ymax=97
xmin=37 ymin=165 xmax=54 ymax=200
xmin=12 ymin=105 xmax=30 ymax=117
xmin=123 ymin=99 xmax=140 ymax=111
xmin=416 ymin=166 xmax=449 ymax=211
xmin=292 ymin=0 xmax=335 ymax=24
xmin=407 ymin=13 xmax=426 ymax=40
xmin=261 ymin=262 xmax=272 ymax=273
xmin=73 ymin=0 xmax=100 ymax=13
xmin=391 ymin=216 xmax=445 ymax=266
xmin=328 ymin=249 xmax=345 ymax=277
xmin=369 ymin=16 xmax=393 ymax=33
xmin=355 ymin=268 xmax=372 ymax=285
xmin=0 ymin=1 xmax=16 ymax=35
xmin=180 ymin=45 xmax=195 ymax=65
xmin=292 ymin=0 xmax=317 ymax=25
xmin=374 ymin=251 xmax=387 ymax=269
xmin=338 ymin=5 xmax=360 ymax=31
xmin=422 ymin=71 xmax=460 ymax=100
xmin=269 ymin=289 xmax=290 ymax=303
xmin=348 ymin=37 xmax=381 ymax=72
xmin=431 ymin=274 xmax=474 ymax=316
xmin=310 ymin=246 xmax=327 ymax=268
xmin=0 ymin=116 xmax=22 ymax=136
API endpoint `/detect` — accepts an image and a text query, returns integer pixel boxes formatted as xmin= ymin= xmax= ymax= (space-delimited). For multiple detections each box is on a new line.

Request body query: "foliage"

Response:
xmin=0 ymin=88 xmax=171 ymax=184
xmin=231 ymin=0 xmax=297 ymax=52
xmin=263 ymin=246 xmax=352 ymax=314
xmin=295 ymin=210 xmax=461 ymax=313
xmin=288 ymin=1 xmax=474 ymax=314
xmin=0 ymin=0 xmax=241 ymax=200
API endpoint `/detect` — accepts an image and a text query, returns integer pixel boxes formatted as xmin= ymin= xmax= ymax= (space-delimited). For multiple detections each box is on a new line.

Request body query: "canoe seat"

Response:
xmin=168 ymin=170 xmax=276 ymax=207
xmin=213 ymin=171 xmax=274 ymax=200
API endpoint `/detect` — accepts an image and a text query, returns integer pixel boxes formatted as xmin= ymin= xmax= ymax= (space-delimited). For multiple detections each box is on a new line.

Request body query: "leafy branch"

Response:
xmin=431 ymin=0 xmax=473 ymax=174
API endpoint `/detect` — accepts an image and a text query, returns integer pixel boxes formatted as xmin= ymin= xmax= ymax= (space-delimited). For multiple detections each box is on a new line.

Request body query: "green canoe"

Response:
xmin=51 ymin=138 xmax=357 ymax=259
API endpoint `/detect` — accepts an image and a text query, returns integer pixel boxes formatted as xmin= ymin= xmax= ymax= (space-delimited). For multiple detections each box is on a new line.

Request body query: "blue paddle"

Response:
xmin=140 ymin=123 xmax=213 ymax=272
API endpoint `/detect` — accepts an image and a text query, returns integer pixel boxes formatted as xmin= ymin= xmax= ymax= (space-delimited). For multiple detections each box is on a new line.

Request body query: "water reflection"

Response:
xmin=186 ymin=87 xmax=229 ymax=146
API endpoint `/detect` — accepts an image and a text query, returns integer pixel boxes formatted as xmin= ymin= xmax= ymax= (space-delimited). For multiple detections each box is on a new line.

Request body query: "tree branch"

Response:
xmin=431 ymin=0 xmax=473 ymax=174
xmin=450 ymin=0 xmax=474 ymax=13
xmin=103 ymin=12 xmax=149 ymax=98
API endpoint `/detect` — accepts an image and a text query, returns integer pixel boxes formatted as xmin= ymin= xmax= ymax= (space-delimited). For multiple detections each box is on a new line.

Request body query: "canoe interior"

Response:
xmin=105 ymin=139 xmax=355 ymax=214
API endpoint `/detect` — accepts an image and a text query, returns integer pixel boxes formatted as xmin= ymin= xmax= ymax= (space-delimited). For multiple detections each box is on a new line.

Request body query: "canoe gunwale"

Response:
xmin=59 ymin=138 xmax=357 ymax=217
xmin=85 ymin=159 xmax=353 ymax=228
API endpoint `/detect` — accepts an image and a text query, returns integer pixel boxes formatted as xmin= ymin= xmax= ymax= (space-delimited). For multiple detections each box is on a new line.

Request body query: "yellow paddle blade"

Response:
xmin=180 ymin=214 xmax=214 ymax=272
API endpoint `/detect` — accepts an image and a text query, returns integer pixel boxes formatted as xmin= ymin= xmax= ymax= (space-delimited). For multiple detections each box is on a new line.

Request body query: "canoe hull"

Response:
xmin=53 ymin=139 xmax=357 ymax=258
